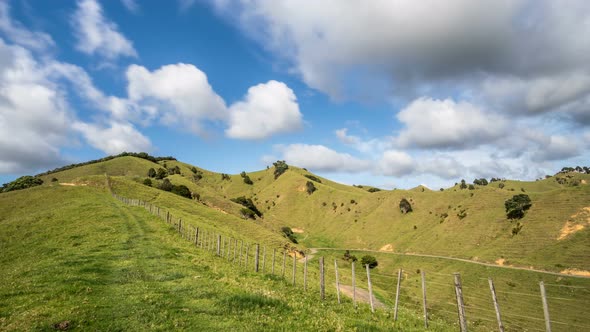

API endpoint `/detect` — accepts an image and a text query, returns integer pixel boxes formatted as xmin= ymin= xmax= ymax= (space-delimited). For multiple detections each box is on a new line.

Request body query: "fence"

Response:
xmin=112 ymin=194 xmax=590 ymax=332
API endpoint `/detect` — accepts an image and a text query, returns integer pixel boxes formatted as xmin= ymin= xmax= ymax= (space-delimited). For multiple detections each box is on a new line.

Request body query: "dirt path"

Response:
xmin=299 ymin=248 xmax=318 ymax=263
xmin=339 ymin=285 xmax=385 ymax=308
xmin=310 ymin=248 xmax=590 ymax=279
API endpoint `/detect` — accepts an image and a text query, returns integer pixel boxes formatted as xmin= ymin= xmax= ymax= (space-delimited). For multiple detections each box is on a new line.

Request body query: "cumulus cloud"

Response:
xmin=226 ymin=80 xmax=303 ymax=139
xmin=121 ymin=0 xmax=139 ymax=13
xmin=72 ymin=0 xmax=137 ymax=59
xmin=395 ymin=98 xmax=507 ymax=149
xmin=0 ymin=2 xmax=55 ymax=51
xmin=0 ymin=39 xmax=71 ymax=173
xmin=280 ymin=144 xmax=370 ymax=173
xmin=375 ymin=150 xmax=414 ymax=177
xmin=73 ymin=121 xmax=151 ymax=155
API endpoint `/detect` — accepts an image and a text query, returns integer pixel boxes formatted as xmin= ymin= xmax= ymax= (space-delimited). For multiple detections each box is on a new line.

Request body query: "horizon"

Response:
xmin=1 ymin=1 xmax=589 ymax=189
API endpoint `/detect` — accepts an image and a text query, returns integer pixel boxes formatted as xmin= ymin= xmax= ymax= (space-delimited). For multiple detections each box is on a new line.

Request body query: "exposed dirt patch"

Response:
xmin=379 ymin=244 xmax=394 ymax=252
xmin=203 ymin=202 xmax=228 ymax=214
xmin=560 ymin=269 xmax=590 ymax=277
xmin=558 ymin=207 xmax=590 ymax=240
xmin=582 ymin=179 xmax=587 ymax=184
xmin=291 ymin=228 xmax=305 ymax=233
xmin=495 ymin=258 xmax=506 ymax=266
xmin=339 ymin=285 xmax=385 ymax=308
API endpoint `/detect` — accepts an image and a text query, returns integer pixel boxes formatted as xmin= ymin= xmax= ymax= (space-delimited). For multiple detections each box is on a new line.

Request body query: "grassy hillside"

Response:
xmin=0 ymin=184 xmax=453 ymax=331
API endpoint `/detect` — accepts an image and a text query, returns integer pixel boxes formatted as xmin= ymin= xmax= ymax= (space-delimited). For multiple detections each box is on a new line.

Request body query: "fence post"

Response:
xmin=240 ymin=241 xmax=244 ymax=266
xmin=540 ymin=281 xmax=552 ymax=332
xmin=352 ymin=261 xmax=356 ymax=308
xmin=255 ymin=244 xmax=260 ymax=272
xmin=421 ymin=270 xmax=428 ymax=329
xmin=334 ymin=259 xmax=341 ymax=304
xmin=227 ymin=238 xmax=231 ymax=260
xmin=319 ymin=257 xmax=325 ymax=300
xmin=488 ymin=278 xmax=504 ymax=332
xmin=194 ymin=228 xmax=199 ymax=246
xmin=292 ymin=254 xmax=296 ymax=286
xmin=394 ymin=268 xmax=402 ymax=321
xmin=454 ymin=273 xmax=467 ymax=332
xmin=262 ymin=246 xmax=266 ymax=272
xmin=245 ymin=244 xmax=250 ymax=269
xmin=233 ymin=238 xmax=237 ymax=262
xmin=217 ymin=235 xmax=221 ymax=256
xmin=178 ymin=219 xmax=182 ymax=234
xmin=366 ymin=264 xmax=375 ymax=313
xmin=282 ymin=251 xmax=287 ymax=278
xmin=272 ymin=249 xmax=276 ymax=274
xmin=304 ymin=256 xmax=308 ymax=291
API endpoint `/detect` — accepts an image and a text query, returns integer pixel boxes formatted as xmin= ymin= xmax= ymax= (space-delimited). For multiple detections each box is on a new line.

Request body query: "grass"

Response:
xmin=0 ymin=184 xmax=454 ymax=331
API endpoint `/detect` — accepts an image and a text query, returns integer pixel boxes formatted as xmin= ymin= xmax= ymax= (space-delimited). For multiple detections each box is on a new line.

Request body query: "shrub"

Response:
xmin=168 ymin=165 xmax=181 ymax=175
xmin=143 ymin=178 xmax=152 ymax=186
xmin=468 ymin=184 xmax=475 ymax=190
xmin=171 ymin=184 xmax=191 ymax=199
xmin=304 ymin=174 xmax=322 ymax=183
xmin=231 ymin=196 xmax=262 ymax=217
xmin=221 ymin=173 xmax=231 ymax=181
xmin=305 ymin=181 xmax=317 ymax=195
xmin=193 ymin=172 xmax=203 ymax=181
xmin=459 ymin=179 xmax=467 ymax=189
xmin=343 ymin=250 xmax=358 ymax=262
xmin=399 ymin=198 xmax=412 ymax=214
xmin=148 ymin=168 xmax=156 ymax=178
xmin=504 ymin=194 xmax=532 ymax=219
xmin=2 ymin=176 xmax=43 ymax=192
xmin=240 ymin=208 xmax=257 ymax=220
xmin=191 ymin=167 xmax=198 ymax=174
xmin=240 ymin=172 xmax=253 ymax=185
xmin=367 ymin=187 xmax=381 ymax=193
xmin=360 ymin=255 xmax=378 ymax=269
xmin=273 ymin=160 xmax=289 ymax=179
xmin=156 ymin=168 xmax=168 ymax=180
xmin=280 ymin=227 xmax=298 ymax=244
xmin=51 ymin=177 xmax=58 ymax=182
xmin=473 ymin=178 xmax=488 ymax=186
xmin=159 ymin=178 xmax=173 ymax=191
xmin=498 ymin=183 xmax=505 ymax=189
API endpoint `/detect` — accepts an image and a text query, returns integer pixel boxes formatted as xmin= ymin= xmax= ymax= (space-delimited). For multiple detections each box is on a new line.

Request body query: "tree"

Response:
xmin=240 ymin=208 xmax=257 ymax=220
xmin=504 ymin=194 xmax=532 ymax=219
xmin=281 ymin=226 xmax=298 ymax=243
xmin=399 ymin=198 xmax=412 ymax=214
xmin=305 ymin=181 xmax=317 ymax=195
xmin=147 ymin=168 xmax=156 ymax=178
xmin=273 ymin=160 xmax=289 ymax=179
xmin=191 ymin=166 xmax=198 ymax=174
xmin=159 ymin=178 xmax=173 ymax=191
xmin=304 ymin=174 xmax=322 ymax=183
xmin=143 ymin=178 xmax=152 ymax=186
xmin=156 ymin=168 xmax=167 ymax=180
xmin=361 ymin=255 xmax=378 ymax=269
xmin=1 ymin=176 xmax=43 ymax=192
xmin=240 ymin=171 xmax=253 ymax=185
xmin=171 ymin=184 xmax=191 ymax=198
xmin=231 ymin=196 xmax=262 ymax=217
xmin=343 ymin=250 xmax=357 ymax=262
xmin=459 ymin=179 xmax=467 ymax=189
xmin=473 ymin=178 xmax=488 ymax=186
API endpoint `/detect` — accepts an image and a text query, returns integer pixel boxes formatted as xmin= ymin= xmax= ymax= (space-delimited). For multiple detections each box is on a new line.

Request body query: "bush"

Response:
xmin=191 ymin=167 xmax=198 ymax=174
xmin=171 ymin=184 xmax=191 ymax=198
xmin=504 ymin=194 xmax=532 ymax=219
xmin=240 ymin=172 xmax=253 ymax=185
xmin=360 ymin=255 xmax=378 ymax=269
xmin=156 ymin=168 xmax=168 ymax=180
xmin=168 ymin=165 xmax=181 ymax=175
xmin=148 ymin=168 xmax=156 ymax=178
xmin=343 ymin=250 xmax=357 ymax=262
xmin=159 ymin=178 xmax=173 ymax=191
xmin=221 ymin=173 xmax=231 ymax=181
xmin=468 ymin=184 xmax=475 ymax=190
xmin=1 ymin=176 xmax=43 ymax=192
xmin=459 ymin=179 xmax=467 ymax=189
xmin=273 ymin=160 xmax=289 ymax=179
xmin=305 ymin=181 xmax=317 ymax=195
xmin=498 ymin=183 xmax=505 ymax=189
xmin=304 ymin=174 xmax=322 ymax=183
xmin=399 ymin=198 xmax=412 ymax=214
xmin=280 ymin=227 xmax=298 ymax=244
xmin=367 ymin=187 xmax=381 ymax=193
xmin=51 ymin=177 xmax=58 ymax=182
xmin=240 ymin=208 xmax=257 ymax=220
xmin=143 ymin=178 xmax=152 ymax=186
xmin=231 ymin=196 xmax=262 ymax=217
xmin=473 ymin=178 xmax=488 ymax=186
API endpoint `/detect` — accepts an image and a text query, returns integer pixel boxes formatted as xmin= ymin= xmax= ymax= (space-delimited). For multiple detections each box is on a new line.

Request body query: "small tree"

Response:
xmin=305 ymin=181 xmax=317 ymax=195
xmin=147 ymin=168 xmax=156 ymax=178
xmin=361 ymin=255 xmax=378 ymax=269
xmin=343 ymin=250 xmax=358 ymax=262
xmin=240 ymin=208 xmax=257 ymax=220
xmin=172 ymin=184 xmax=191 ymax=198
xmin=143 ymin=178 xmax=152 ymax=186
xmin=399 ymin=198 xmax=412 ymax=214
xmin=273 ymin=160 xmax=289 ymax=179
xmin=280 ymin=226 xmax=298 ymax=243
xmin=304 ymin=174 xmax=322 ymax=183
xmin=459 ymin=179 xmax=467 ymax=189
xmin=191 ymin=166 xmax=198 ymax=174
xmin=156 ymin=168 xmax=167 ymax=179
xmin=504 ymin=194 xmax=532 ymax=219
xmin=159 ymin=178 xmax=173 ymax=191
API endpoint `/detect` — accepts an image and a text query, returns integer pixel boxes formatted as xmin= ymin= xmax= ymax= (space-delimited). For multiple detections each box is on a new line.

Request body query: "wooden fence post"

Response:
xmin=421 ymin=270 xmax=428 ymax=328
xmin=233 ymin=238 xmax=237 ymax=262
xmin=217 ymin=235 xmax=221 ymax=256
xmin=540 ymin=281 xmax=552 ymax=332
xmin=292 ymin=254 xmax=296 ymax=286
xmin=319 ymin=257 xmax=325 ymax=300
xmin=240 ymin=241 xmax=244 ymax=266
xmin=367 ymin=264 xmax=375 ymax=313
xmin=245 ymin=244 xmax=249 ymax=269
xmin=488 ymin=278 xmax=504 ymax=332
xmin=334 ymin=259 xmax=341 ymax=304
xmin=262 ymin=246 xmax=266 ymax=272
xmin=194 ymin=227 xmax=199 ymax=246
xmin=227 ymin=238 xmax=231 ymax=260
xmin=272 ymin=248 xmax=276 ymax=274
xmin=178 ymin=219 xmax=182 ymax=234
xmin=394 ymin=268 xmax=402 ymax=321
xmin=304 ymin=256 xmax=308 ymax=291
xmin=255 ymin=244 xmax=260 ymax=272
xmin=352 ymin=262 xmax=356 ymax=308
xmin=454 ymin=273 xmax=467 ymax=332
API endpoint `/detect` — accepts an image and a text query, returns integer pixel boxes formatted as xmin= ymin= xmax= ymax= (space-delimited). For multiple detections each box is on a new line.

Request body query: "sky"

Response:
xmin=0 ymin=0 xmax=589 ymax=189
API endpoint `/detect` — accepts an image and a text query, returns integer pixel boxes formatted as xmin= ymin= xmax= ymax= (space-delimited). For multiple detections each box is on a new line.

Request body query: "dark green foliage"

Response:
xmin=399 ymin=198 xmax=412 ymax=214
xmin=171 ymin=185 xmax=191 ymax=199
xmin=460 ymin=179 xmax=467 ymax=189
xmin=240 ymin=171 xmax=253 ymax=185
xmin=190 ymin=167 xmax=198 ymax=174
xmin=473 ymin=178 xmax=488 ymax=186
xmin=51 ymin=177 xmax=58 ymax=182
xmin=367 ymin=187 xmax=381 ymax=193
xmin=221 ymin=173 xmax=231 ymax=181
xmin=147 ymin=168 xmax=156 ymax=178
xmin=231 ymin=196 xmax=262 ymax=217
xmin=273 ymin=160 xmax=288 ymax=179
xmin=304 ymin=174 xmax=322 ymax=183
xmin=156 ymin=168 xmax=168 ymax=180
xmin=193 ymin=172 xmax=203 ymax=181
xmin=280 ymin=227 xmax=298 ymax=244
xmin=168 ymin=165 xmax=181 ymax=175
xmin=35 ymin=152 xmax=176 ymax=177
xmin=240 ymin=208 xmax=257 ymax=220
xmin=143 ymin=178 xmax=152 ymax=186
xmin=159 ymin=179 xmax=173 ymax=192
xmin=305 ymin=181 xmax=316 ymax=195
xmin=505 ymin=194 xmax=532 ymax=219
xmin=498 ymin=183 xmax=505 ymax=189
xmin=457 ymin=209 xmax=467 ymax=219
xmin=193 ymin=192 xmax=200 ymax=201
xmin=1 ymin=176 xmax=43 ymax=193
xmin=343 ymin=250 xmax=357 ymax=262
xmin=360 ymin=255 xmax=378 ymax=269
xmin=468 ymin=184 xmax=475 ymax=190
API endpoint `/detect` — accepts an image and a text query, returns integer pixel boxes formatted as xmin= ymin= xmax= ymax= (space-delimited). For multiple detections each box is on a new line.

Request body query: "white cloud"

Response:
xmin=121 ymin=0 xmax=139 ymax=13
xmin=530 ymin=135 xmax=580 ymax=162
xmin=72 ymin=0 xmax=137 ymax=59
xmin=0 ymin=2 xmax=55 ymax=52
xmin=0 ymin=39 xmax=71 ymax=173
xmin=73 ymin=121 xmax=151 ymax=155
xmin=127 ymin=63 xmax=227 ymax=134
xmin=375 ymin=150 xmax=414 ymax=176
xmin=226 ymin=80 xmax=302 ymax=139
xmin=395 ymin=98 xmax=507 ymax=149
xmin=280 ymin=144 xmax=370 ymax=173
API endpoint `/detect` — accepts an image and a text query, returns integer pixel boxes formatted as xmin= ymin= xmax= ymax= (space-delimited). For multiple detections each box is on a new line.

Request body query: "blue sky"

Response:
xmin=0 ymin=0 xmax=589 ymax=189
